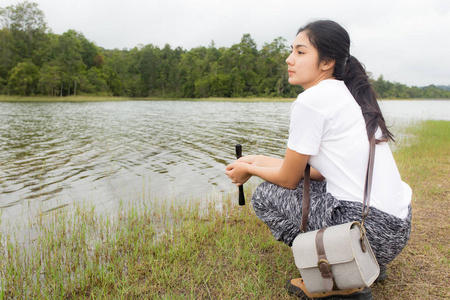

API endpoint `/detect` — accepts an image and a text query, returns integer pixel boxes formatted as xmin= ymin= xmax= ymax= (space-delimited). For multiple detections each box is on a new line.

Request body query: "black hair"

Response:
xmin=297 ymin=20 xmax=394 ymax=142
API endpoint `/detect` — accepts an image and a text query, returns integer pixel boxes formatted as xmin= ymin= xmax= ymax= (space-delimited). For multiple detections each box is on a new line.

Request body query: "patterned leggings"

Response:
xmin=251 ymin=180 xmax=412 ymax=266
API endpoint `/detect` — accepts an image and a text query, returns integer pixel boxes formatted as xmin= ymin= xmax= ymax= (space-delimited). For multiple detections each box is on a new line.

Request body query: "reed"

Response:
xmin=0 ymin=120 xmax=448 ymax=299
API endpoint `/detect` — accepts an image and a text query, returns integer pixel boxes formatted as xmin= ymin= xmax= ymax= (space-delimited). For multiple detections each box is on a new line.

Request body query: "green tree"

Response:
xmin=258 ymin=37 xmax=295 ymax=97
xmin=121 ymin=47 xmax=143 ymax=96
xmin=38 ymin=63 xmax=61 ymax=96
xmin=8 ymin=60 xmax=38 ymax=95
xmin=77 ymin=32 xmax=100 ymax=69
xmin=237 ymin=34 xmax=259 ymax=96
xmin=138 ymin=44 xmax=159 ymax=96
xmin=83 ymin=67 xmax=110 ymax=95
xmin=102 ymin=66 xmax=123 ymax=96
xmin=180 ymin=46 xmax=208 ymax=97
xmin=102 ymin=49 xmax=127 ymax=96
xmin=373 ymin=75 xmax=389 ymax=98
xmin=0 ymin=1 xmax=48 ymax=63
xmin=208 ymin=74 xmax=233 ymax=97
xmin=54 ymin=30 xmax=86 ymax=96
xmin=0 ymin=28 xmax=18 ymax=91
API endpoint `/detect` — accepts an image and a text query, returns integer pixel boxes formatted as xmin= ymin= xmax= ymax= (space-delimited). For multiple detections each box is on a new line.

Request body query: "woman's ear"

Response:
xmin=321 ymin=58 xmax=335 ymax=71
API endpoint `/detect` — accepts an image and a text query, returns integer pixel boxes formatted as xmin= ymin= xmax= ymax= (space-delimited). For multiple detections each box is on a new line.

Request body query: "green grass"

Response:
xmin=0 ymin=120 xmax=449 ymax=299
xmin=373 ymin=120 xmax=450 ymax=299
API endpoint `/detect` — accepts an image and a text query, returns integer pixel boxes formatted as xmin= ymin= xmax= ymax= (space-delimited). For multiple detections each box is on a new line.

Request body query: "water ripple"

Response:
xmin=0 ymin=100 xmax=448 ymax=223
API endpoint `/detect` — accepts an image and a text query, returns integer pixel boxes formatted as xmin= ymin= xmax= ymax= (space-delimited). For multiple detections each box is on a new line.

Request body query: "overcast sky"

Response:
xmin=1 ymin=0 xmax=449 ymax=87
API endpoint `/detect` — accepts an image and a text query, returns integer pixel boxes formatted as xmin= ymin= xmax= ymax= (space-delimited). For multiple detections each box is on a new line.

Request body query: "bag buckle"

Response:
xmin=317 ymin=259 xmax=331 ymax=272
xmin=317 ymin=258 xmax=334 ymax=291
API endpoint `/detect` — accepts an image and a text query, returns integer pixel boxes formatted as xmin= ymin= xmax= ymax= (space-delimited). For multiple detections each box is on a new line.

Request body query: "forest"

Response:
xmin=1 ymin=1 xmax=449 ymax=99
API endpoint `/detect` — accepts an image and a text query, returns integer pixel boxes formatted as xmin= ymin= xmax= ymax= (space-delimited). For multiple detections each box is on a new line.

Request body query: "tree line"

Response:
xmin=1 ymin=1 xmax=449 ymax=99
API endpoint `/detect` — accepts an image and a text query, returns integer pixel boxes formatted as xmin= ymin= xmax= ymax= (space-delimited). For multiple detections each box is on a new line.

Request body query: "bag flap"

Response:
xmin=292 ymin=222 xmax=360 ymax=269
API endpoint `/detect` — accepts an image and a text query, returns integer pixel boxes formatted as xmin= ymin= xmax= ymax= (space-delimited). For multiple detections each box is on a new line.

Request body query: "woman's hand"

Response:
xmin=225 ymin=161 xmax=252 ymax=186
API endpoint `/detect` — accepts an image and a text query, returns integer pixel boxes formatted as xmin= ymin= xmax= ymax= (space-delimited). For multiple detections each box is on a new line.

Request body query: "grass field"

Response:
xmin=0 ymin=120 xmax=449 ymax=299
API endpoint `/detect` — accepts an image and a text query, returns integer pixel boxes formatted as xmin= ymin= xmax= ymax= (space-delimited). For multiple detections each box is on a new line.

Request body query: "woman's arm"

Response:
xmin=234 ymin=153 xmax=325 ymax=182
xmin=237 ymin=155 xmax=283 ymax=167
xmin=226 ymin=148 xmax=310 ymax=189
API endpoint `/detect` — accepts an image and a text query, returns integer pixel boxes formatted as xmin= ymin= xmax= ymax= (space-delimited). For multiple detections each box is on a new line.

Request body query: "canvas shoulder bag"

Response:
xmin=291 ymin=137 xmax=380 ymax=293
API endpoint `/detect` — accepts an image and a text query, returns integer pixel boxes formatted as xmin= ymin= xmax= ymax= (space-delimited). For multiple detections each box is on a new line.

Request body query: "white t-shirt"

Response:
xmin=287 ymin=79 xmax=411 ymax=219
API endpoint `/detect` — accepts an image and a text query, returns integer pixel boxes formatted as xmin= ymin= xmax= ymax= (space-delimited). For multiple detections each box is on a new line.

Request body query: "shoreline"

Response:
xmin=1 ymin=95 xmax=449 ymax=103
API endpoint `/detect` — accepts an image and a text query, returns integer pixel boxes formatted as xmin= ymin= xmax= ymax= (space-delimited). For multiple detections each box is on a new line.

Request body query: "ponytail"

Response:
xmin=343 ymin=56 xmax=394 ymax=142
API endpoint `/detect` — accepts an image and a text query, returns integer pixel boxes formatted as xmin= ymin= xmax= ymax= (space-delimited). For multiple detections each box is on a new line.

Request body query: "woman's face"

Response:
xmin=286 ymin=30 xmax=333 ymax=89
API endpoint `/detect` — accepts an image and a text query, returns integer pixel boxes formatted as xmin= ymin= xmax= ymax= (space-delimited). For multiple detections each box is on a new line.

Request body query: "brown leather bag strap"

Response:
xmin=315 ymin=227 xmax=334 ymax=291
xmin=300 ymin=164 xmax=310 ymax=233
xmin=300 ymin=137 xmax=376 ymax=232
xmin=362 ymin=137 xmax=376 ymax=223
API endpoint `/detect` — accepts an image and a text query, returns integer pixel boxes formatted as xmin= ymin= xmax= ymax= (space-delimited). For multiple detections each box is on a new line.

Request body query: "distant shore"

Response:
xmin=0 ymin=95 xmax=294 ymax=102
xmin=1 ymin=95 xmax=447 ymax=102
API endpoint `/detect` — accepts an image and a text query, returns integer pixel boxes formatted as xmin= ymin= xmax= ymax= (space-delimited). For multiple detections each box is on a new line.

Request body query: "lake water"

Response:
xmin=0 ymin=100 xmax=449 ymax=225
